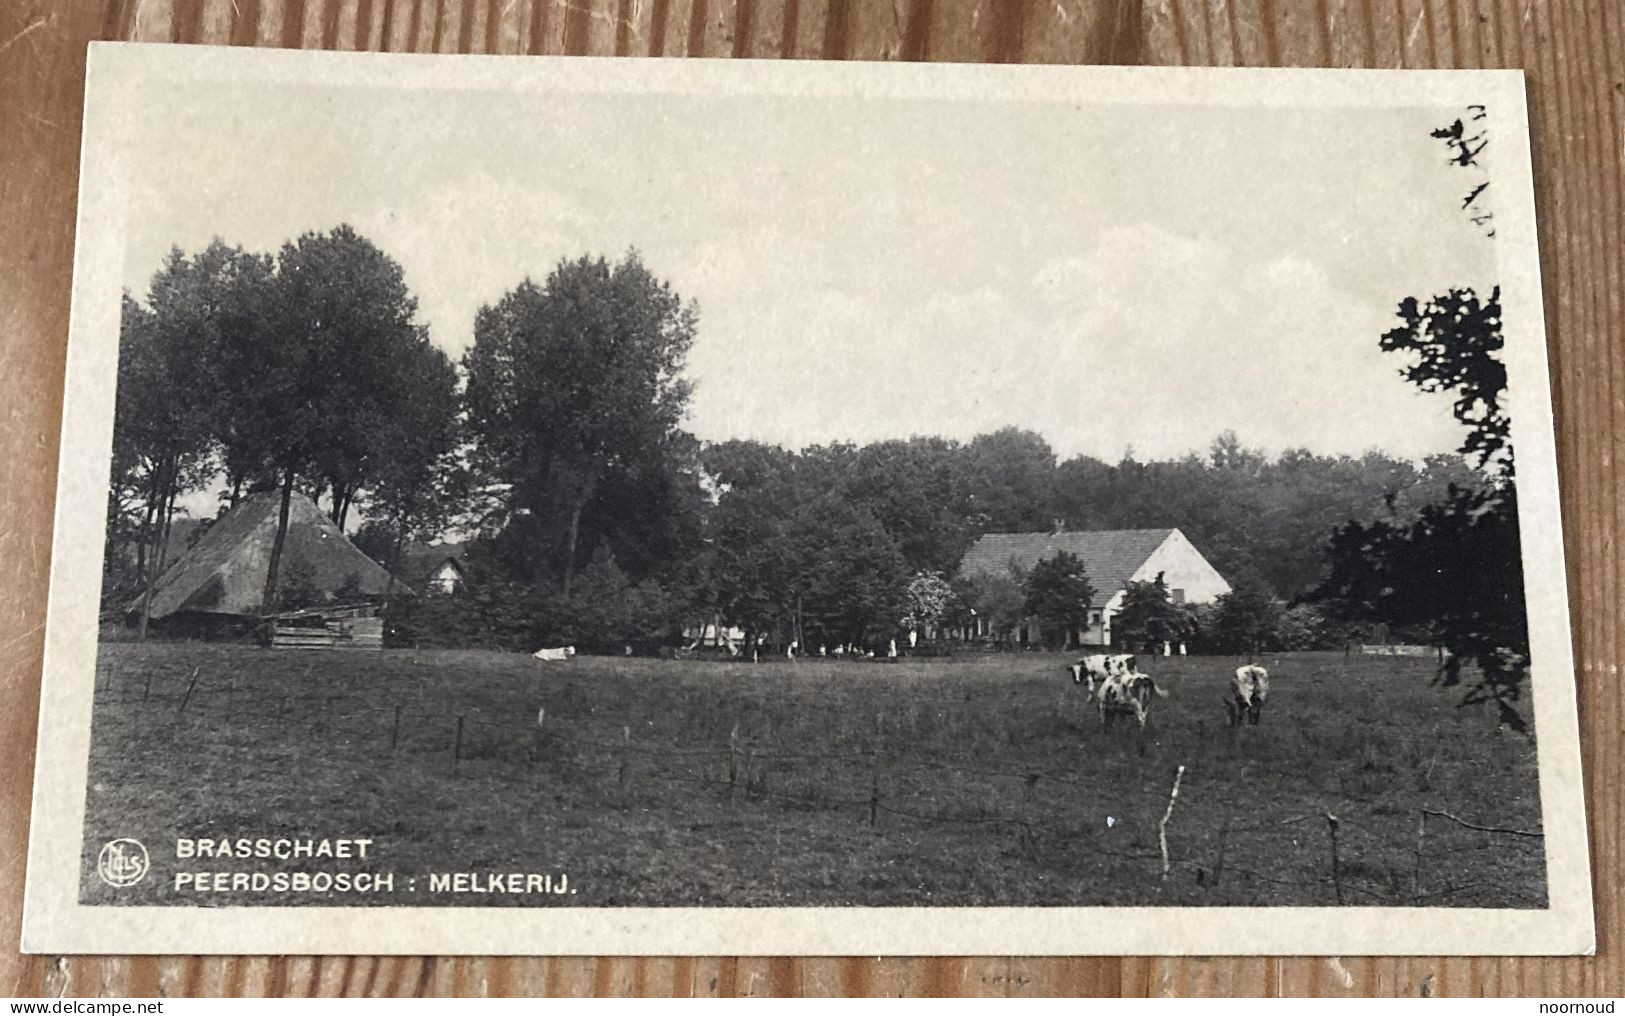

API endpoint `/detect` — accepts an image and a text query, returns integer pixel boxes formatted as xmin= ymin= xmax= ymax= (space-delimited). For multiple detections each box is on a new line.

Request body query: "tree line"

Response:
xmin=104 ymin=108 xmax=1531 ymax=728
xmin=107 ymin=226 xmax=1493 ymax=660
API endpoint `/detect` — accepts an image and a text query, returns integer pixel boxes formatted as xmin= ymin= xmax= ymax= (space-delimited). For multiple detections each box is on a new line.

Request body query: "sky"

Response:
xmin=117 ymin=77 xmax=1498 ymax=466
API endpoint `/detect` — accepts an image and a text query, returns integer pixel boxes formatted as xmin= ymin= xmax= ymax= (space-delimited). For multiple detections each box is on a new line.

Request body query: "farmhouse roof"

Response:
xmin=138 ymin=492 xmax=404 ymax=620
xmin=398 ymin=541 xmax=467 ymax=583
xmin=958 ymin=528 xmax=1177 ymax=609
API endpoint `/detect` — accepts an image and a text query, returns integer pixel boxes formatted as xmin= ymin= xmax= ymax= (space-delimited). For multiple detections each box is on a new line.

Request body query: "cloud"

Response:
xmin=686 ymin=220 xmax=1466 ymax=463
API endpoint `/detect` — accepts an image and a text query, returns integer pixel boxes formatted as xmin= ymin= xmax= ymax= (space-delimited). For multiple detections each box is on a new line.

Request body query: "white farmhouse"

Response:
xmin=957 ymin=527 xmax=1231 ymax=647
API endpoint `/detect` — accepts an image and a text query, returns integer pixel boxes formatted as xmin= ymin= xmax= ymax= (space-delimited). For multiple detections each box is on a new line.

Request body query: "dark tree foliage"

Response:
xmin=960 ymin=564 xmax=1027 ymax=649
xmin=1112 ymin=573 xmax=1196 ymax=652
xmin=214 ymin=225 xmax=437 ymax=612
xmin=1381 ymin=288 xmax=1509 ymax=478
xmin=1431 ymin=104 xmax=1494 ymax=236
xmin=1022 ymin=551 xmax=1094 ymax=649
xmin=584 ymin=432 xmax=710 ymax=588
xmin=1205 ymin=577 xmax=1289 ymax=655
xmin=351 ymin=520 xmax=398 ymax=567
xmin=463 ymin=252 xmax=698 ymax=595
xmin=1318 ymin=109 xmax=1528 ymax=730
xmin=107 ymin=229 xmax=462 ymax=627
xmin=1053 ymin=436 xmax=1483 ymax=599
xmin=1320 ymin=485 xmax=1528 ymax=728
xmin=543 ymin=546 xmax=679 ymax=650
xmin=961 ymin=428 xmax=1059 ymax=535
xmin=703 ymin=448 xmax=910 ymax=651
xmin=113 ymin=245 xmax=263 ymax=632
xmin=843 ymin=437 xmax=974 ymax=574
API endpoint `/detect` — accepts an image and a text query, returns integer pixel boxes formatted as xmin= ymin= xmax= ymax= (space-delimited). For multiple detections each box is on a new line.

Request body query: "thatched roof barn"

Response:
xmin=135 ymin=492 xmax=402 ymax=623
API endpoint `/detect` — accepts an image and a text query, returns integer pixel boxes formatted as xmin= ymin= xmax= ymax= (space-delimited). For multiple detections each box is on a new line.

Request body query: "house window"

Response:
xmin=1089 ymin=611 xmax=1102 ymax=625
xmin=1170 ymin=588 xmax=1186 ymax=604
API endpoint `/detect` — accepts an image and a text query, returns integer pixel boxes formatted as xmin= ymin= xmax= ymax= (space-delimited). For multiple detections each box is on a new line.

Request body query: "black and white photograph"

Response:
xmin=22 ymin=46 xmax=1589 ymax=956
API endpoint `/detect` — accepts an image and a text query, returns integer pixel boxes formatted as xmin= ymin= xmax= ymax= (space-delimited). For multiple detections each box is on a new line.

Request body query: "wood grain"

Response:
xmin=1 ymin=0 xmax=1620 ymax=998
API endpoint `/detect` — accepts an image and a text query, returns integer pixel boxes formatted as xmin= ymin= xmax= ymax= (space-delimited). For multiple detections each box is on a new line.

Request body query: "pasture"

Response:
xmin=80 ymin=644 xmax=1548 ymax=908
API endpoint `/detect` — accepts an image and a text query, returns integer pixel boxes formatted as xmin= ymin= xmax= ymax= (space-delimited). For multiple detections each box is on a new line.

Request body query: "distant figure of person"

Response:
xmin=908 ymin=629 xmax=918 ymax=649
xmin=819 ymin=644 xmax=828 ymax=657
xmin=887 ymin=638 xmax=898 ymax=659
xmin=1162 ymin=641 xmax=1172 ymax=657
xmin=1178 ymin=642 xmax=1187 ymax=656
xmin=787 ymin=640 xmax=799 ymax=661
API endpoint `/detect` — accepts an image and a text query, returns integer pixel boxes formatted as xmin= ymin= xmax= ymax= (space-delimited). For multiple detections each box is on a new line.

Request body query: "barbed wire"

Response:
xmin=92 ymin=670 xmax=1547 ymax=907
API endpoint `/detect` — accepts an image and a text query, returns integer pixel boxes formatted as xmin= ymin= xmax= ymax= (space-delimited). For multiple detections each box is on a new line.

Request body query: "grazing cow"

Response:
xmin=1066 ymin=653 xmax=1139 ymax=695
xmin=1094 ymin=670 xmax=1169 ymax=729
xmin=1226 ymin=664 xmax=1269 ymax=726
xmin=531 ymin=646 xmax=576 ymax=662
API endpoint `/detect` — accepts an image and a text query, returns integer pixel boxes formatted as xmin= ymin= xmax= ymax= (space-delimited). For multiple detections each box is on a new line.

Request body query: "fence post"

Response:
xmin=728 ymin=724 xmax=740 ymax=802
xmin=1159 ymin=764 xmax=1186 ymax=880
xmin=1326 ymin=811 xmax=1344 ymax=904
xmin=177 ymin=666 xmax=202 ymax=714
xmin=1020 ymin=774 xmax=1041 ymax=858
xmin=868 ymin=759 xmax=880 ymax=827
xmin=1212 ymin=814 xmax=1230 ymax=888
xmin=618 ymin=725 xmax=631 ymax=791
xmin=1412 ymin=810 xmax=1428 ymax=903
xmin=453 ymin=714 xmax=465 ymax=770
xmin=390 ymin=704 xmax=402 ymax=751
xmin=869 ymin=715 xmax=884 ymax=825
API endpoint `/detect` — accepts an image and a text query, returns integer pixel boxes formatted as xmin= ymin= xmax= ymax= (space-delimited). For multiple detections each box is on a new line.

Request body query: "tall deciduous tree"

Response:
xmin=843 ymin=437 xmax=972 ymax=574
xmin=116 ymin=243 xmax=266 ymax=637
xmin=464 ymin=252 xmax=697 ymax=594
xmin=961 ymin=427 xmax=1058 ymax=534
xmin=1022 ymin=550 xmax=1094 ymax=649
xmin=215 ymin=225 xmax=431 ymax=613
xmin=358 ymin=339 xmax=464 ymax=599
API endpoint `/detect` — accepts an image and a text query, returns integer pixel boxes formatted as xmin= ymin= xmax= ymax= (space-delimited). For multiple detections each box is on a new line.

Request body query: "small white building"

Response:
xmin=401 ymin=542 xmax=466 ymax=594
xmin=957 ymin=527 xmax=1231 ymax=646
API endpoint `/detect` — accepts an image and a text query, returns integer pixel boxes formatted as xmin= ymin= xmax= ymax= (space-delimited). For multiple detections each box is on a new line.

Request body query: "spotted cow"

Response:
xmin=1226 ymin=664 xmax=1269 ymax=726
xmin=1093 ymin=670 xmax=1169 ymax=729
xmin=1066 ymin=653 xmax=1139 ymax=695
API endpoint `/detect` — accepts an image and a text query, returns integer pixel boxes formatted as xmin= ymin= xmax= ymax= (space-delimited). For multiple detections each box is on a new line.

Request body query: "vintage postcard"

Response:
xmin=22 ymin=43 xmax=1591 ymax=955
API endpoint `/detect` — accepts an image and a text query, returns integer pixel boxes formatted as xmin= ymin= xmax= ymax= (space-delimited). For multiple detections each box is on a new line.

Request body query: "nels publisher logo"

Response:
xmin=96 ymin=838 xmax=149 ymax=888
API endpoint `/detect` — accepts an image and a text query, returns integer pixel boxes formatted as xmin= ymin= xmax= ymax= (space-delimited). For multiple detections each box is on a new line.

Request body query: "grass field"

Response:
xmin=79 ymin=643 xmax=1548 ymax=908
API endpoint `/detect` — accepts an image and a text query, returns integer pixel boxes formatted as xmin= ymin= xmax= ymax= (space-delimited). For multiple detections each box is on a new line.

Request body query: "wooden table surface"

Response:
xmin=1 ymin=0 xmax=1620 ymax=998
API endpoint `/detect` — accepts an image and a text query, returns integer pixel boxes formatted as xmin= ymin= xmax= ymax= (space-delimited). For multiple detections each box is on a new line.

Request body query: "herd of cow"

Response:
xmin=1066 ymin=653 xmax=1270 ymax=730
